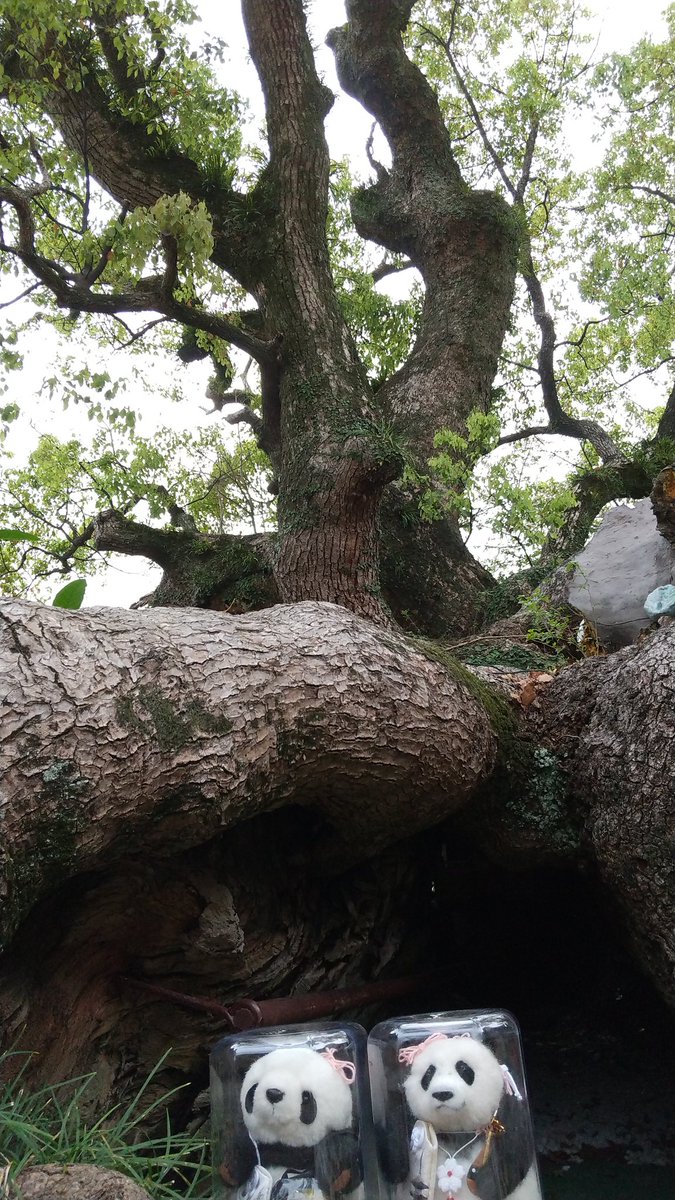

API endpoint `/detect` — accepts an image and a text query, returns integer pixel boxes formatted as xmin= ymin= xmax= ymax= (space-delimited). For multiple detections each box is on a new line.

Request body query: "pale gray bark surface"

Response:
xmin=0 ymin=599 xmax=495 ymax=946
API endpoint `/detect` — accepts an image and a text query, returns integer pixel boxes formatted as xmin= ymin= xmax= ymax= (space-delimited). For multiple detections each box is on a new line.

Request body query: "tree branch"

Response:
xmin=116 ymin=316 xmax=168 ymax=350
xmin=515 ymin=116 xmax=540 ymax=203
xmin=92 ymin=508 xmax=200 ymax=567
xmin=407 ymin=25 xmax=621 ymax=467
xmin=540 ymin=458 xmax=653 ymax=565
xmin=371 ymin=256 xmax=414 ymax=283
xmin=326 ymin=0 xmax=521 ymax=464
xmin=93 ymin=5 xmax=149 ymax=99
xmin=619 ymin=182 xmax=675 ymax=208
xmin=436 ymin=37 xmax=518 ymax=200
xmin=0 ymin=281 xmax=40 ymax=309
xmin=225 ymin=405 xmax=264 ymax=439
xmin=0 ymin=16 xmax=274 ymax=294
xmin=328 ymin=2 xmax=462 ymax=197
xmin=0 ymin=195 xmax=274 ymax=362
xmin=241 ymin=0 xmax=353 ymax=387
xmin=522 ymin=262 xmax=623 ymax=463
xmin=160 ymin=233 xmax=179 ymax=296
xmin=497 ymin=424 xmax=552 ymax=447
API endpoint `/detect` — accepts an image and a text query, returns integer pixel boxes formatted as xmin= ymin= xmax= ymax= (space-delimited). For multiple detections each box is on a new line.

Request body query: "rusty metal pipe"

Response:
xmin=119 ymin=971 xmax=440 ymax=1031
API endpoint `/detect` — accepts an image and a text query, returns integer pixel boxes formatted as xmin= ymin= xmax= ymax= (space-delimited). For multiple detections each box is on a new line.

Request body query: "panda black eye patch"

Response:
xmin=420 ymin=1064 xmax=436 ymax=1091
xmin=455 ymin=1060 xmax=475 ymax=1086
xmin=245 ymin=1083 xmax=258 ymax=1113
xmin=300 ymin=1089 xmax=317 ymax=1125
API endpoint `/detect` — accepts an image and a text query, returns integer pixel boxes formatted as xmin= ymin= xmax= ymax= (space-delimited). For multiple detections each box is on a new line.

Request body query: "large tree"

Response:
xmin=0 ymin=0 xmax=674 ymax=1130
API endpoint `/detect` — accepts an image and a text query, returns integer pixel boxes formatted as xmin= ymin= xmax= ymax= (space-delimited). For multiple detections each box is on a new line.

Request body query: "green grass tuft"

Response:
xmin=0 ymin=1050 xmax=209 ymax=1197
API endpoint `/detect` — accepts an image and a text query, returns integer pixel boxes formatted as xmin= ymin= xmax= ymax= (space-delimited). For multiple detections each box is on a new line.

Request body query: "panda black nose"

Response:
xmin=266 ymin=1088 xmax=284 ymax=1104
xmin=432 ymin=1090 xmax=454 ymax=1102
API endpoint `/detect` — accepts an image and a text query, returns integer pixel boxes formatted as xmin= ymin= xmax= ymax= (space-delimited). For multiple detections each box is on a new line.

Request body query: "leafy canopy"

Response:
xmin=0 ymin=0 xmax=674 ymax=597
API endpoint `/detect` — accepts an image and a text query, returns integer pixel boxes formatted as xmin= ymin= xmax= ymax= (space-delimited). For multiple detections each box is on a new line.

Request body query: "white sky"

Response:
xmin=0 ymin=0 xmax=671 ymax=606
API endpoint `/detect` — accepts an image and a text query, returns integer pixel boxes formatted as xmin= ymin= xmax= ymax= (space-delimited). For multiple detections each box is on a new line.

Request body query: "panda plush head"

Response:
xmin=241 ymin=1046 xmax=353 ymax=1148
xmin=403 ymin=1035 xmax=505 ymax=1133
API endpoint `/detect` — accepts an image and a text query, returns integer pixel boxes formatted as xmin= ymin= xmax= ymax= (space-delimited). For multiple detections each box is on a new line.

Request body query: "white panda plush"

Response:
xmin=219 ymin=1046 xmax=363 ymax=1200
xmin=379 ymin=1034 xmax=541 ymax=1200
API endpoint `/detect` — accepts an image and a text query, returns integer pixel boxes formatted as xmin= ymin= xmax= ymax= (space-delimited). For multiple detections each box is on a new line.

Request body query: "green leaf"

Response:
xmin=0 ymin=528 xmax=39 ymax=543
xmin=52 ymin=579 xmax=87 ymax=609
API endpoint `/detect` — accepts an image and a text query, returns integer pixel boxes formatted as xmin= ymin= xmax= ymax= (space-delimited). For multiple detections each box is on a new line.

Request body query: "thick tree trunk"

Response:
xmin=379 ymin=491 xmax=496 ymax=635
xmin=461 ymin=627 xmax=675 ymax=1008
xmin=240 ymin=0 xmax=401 ymax=622
xmin=1 ymin=0 xmax=517 ymax=634
xmin=0 ymin=598 xmax=495 ymax=1107
xmin=525 ymin=628 xmax=675 ymax=1009
xmin=1 ymin=599 xmax=674 ymax=1117
xmin=0 ymin=600 xmax=494 ymax=946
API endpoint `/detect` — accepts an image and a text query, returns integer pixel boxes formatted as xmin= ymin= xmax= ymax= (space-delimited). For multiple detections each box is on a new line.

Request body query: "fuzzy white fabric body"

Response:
xmin=241 ymin=1047 xmax=353 ymax=1149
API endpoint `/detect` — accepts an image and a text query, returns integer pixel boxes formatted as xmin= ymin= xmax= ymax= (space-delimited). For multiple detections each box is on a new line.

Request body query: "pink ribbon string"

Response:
xmin=398 ymin=1032 xmax=448 ymax=1066
xmin=321 ymin=1047 xmax=356 ymax=1084
xmin=500 ymin=1064 xmax=523 ymax=1101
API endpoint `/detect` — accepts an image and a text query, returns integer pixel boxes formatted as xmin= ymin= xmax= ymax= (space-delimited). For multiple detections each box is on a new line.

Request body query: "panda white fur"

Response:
xmin=220 ymin=1047 xmax=363 ymax=1200
xmin=380 ymin=1036 xmax=541 ymax=1200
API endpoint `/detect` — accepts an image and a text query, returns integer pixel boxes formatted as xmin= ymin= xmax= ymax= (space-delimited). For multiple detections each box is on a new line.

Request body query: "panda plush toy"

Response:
xmin=219 ymin=1046 xmax=363 ymax=1200
xmin=379 ymin=1034 xmax=541 ymax=1200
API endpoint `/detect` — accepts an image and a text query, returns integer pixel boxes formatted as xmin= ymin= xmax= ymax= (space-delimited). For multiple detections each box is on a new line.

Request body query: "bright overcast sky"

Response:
xmin=2 ymin=0 xmax=671 ymax=606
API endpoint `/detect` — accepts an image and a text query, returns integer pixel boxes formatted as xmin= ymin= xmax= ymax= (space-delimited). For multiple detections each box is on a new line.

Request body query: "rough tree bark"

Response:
xmin=1 ymin=599 xmax=673 ymax=1111
xmin=1 ymin=2 xmax=674 ymax=1163
xmin=524 ymin=628 xmax=675 ymax=1010
xmin=0 ymin=598 xmax=494 ymax=1100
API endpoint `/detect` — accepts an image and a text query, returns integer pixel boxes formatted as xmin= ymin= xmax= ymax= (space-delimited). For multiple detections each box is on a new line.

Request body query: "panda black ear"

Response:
xmin=374 ymin=1046 xmax=412 ymax=1185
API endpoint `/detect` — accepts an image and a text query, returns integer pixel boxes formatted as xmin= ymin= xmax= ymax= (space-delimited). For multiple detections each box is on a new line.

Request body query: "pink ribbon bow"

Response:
xmin=321 ymin=1047 xmax=356 ymax=1084
xmin=398 ymin=1032 xmax=448 ymax=1065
